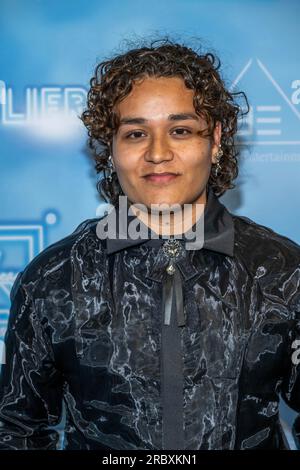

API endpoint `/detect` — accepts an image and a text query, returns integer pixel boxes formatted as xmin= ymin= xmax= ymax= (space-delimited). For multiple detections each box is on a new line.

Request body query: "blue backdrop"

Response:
xmin=0 ymin=0 xmax=299 ymax=449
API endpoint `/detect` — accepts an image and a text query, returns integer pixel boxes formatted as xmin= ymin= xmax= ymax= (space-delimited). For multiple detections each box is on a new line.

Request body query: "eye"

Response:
xmin=125 ymin=130 xmax=146 ymax=139
xmin=171 ymin=128 xmax=192 ymax=136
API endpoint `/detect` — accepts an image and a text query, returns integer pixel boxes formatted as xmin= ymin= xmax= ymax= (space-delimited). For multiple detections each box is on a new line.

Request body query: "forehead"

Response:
xmin=116 ymin=76 xmax=196 ymax=115
xmin=131 ymin=75 xmax=192 ymax=92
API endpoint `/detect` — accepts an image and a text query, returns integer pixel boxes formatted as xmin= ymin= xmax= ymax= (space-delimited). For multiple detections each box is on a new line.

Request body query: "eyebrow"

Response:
xmin=119 ymin=113 xmax=200 ymax=126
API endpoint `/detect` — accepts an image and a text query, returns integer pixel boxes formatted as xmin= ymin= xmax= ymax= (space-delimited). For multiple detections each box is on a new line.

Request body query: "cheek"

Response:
xmin=184 ymin=155 xmax=212 ymax=184
xmin=118 ymin=156 xmax=137 ymax=173
xmin=115 ymin=160 xmax=139 ymax=187
xmin=113 ymin=146 xmax=137 ymax=173
xmin=187 ymin=151 xmax=211 ymax=172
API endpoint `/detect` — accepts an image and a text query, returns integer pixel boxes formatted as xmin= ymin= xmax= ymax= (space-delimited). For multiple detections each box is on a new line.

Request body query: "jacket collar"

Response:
xmin=104 ymin=185 xmax=235 ymax=258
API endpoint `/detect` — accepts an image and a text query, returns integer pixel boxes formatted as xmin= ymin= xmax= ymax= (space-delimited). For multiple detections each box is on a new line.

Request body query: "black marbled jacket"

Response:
xmin=0 ymin=186 xmax=300 ymax=450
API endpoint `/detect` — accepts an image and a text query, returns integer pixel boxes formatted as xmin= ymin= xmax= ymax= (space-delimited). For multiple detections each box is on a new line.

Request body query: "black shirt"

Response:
xmin=0 ymin=186 xmax=299 ymax=450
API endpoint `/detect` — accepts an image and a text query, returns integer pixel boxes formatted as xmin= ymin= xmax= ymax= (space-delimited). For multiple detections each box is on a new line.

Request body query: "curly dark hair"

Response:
xmin=80 ymin=36 xmax=249 ymax=206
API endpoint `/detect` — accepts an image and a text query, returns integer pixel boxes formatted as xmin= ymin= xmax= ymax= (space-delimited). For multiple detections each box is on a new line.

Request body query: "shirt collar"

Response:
xmin=103 ymin=185 xmax=234 ymax=257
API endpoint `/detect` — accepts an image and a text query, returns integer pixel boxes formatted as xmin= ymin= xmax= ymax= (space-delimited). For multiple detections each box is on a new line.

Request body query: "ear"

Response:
xmin=211 ymin=121 xmax=222 ymax=163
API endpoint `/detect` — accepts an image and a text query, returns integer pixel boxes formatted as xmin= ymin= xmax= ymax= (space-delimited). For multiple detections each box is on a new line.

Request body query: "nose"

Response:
xmin=144 ymin=134 xmax=174 ymax=164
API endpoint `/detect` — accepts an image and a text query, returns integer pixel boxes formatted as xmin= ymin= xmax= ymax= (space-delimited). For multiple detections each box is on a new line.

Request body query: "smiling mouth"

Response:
xmin=143 ymin=173 xmax=180 ymax=184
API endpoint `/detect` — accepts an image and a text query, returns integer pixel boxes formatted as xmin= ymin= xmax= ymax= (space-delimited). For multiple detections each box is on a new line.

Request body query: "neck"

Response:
xmin=129 ymin=187 xmax=207 ymax=236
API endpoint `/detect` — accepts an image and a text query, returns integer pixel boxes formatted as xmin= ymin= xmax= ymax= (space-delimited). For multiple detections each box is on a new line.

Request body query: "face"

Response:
xmin=111 ymin=76 xmax=221 ymax=210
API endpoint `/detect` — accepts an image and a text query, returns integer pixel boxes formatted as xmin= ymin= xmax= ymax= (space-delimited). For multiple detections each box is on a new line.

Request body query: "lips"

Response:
xmin=143 ymin=173 xmax=180 ymax=184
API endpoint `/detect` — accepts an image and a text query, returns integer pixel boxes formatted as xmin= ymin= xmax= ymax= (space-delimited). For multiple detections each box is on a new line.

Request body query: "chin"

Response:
xmin=149 ymin=200 xmax=185 ymax=213
xmin=131 ymin=192 xmax=186 ymax=211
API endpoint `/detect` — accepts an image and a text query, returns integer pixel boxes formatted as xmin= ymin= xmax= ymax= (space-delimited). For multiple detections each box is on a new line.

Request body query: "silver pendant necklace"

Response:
xmin=162 ymin=238 xmax=182 ymax=276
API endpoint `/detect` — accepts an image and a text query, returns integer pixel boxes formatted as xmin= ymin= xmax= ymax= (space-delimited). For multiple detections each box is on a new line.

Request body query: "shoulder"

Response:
xmin=232 ymin=213 xmax=300 ymax=308
xmin=232 ymin=213 xmax=300 ymax=259
xmin=15 ymin=217 xmax=105 ymax=297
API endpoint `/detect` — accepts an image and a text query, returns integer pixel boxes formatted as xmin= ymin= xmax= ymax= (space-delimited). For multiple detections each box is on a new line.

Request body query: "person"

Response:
xmin=0 ymin=37 xmax=299 ymax=451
